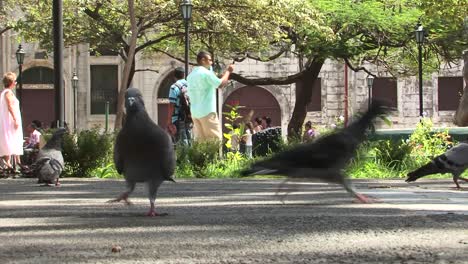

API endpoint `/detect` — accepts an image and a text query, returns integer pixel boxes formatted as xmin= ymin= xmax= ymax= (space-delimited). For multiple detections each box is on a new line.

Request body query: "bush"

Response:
xmin=62 ymin=129 xmax=114 ymax=177
xmin=175 ymin=140 xmax=221 ymax=177
xmin=252 ymin=127 xmax=282 ymax=156
xmin=408 ymin=118 xmax=453 ymax=159
xmin=373 ymin=139 xmax=413 ymax=170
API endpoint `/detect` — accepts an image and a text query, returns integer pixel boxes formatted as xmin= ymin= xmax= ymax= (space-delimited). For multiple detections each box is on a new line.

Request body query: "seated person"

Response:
xmin=24 ymin=123 xmax=42 ymax=149
xmin=303 ymin=121 xmax=319 ymax=143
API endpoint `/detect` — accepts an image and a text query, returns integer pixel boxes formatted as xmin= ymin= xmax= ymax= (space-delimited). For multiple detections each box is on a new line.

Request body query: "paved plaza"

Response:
xmin=0 ymin=178 xmax=467 ymax=263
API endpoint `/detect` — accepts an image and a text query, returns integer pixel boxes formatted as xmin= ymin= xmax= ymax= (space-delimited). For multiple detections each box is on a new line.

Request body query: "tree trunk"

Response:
xmin=454 ymin=50 xmax=468 ymax=126
xmin=287 ymin=59 xmax=324 ymax=139
xmin=114 ymin=0 xmax=138 ymax=131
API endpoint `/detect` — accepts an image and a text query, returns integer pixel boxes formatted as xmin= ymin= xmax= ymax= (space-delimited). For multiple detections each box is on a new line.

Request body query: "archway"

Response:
xmin=20 ymin=66 xmax=55 ymax=130
xmin=222 ymin=86 xmax=281 ymax=132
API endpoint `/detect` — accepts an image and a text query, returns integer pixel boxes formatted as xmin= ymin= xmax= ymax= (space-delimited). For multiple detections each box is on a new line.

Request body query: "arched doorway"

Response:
xmin=156 ymin=72 xmax=175 ymax=126
xmin=20 ymin=66 xmax=55 ymax=130
xmin=222 ymin=86 xmax=281 ymax=131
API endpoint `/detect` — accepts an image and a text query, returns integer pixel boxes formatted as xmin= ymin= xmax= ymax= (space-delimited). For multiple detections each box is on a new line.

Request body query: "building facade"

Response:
xmin=1 ymin=31 xmax=466 ymax=135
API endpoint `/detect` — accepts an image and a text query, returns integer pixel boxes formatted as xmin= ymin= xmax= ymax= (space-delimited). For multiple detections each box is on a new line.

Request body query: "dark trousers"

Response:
xmin=174 ymin=120 xmax=193 ymax=146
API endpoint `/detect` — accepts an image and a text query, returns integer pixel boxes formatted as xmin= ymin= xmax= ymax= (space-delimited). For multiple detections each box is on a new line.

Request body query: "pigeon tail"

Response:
xmin=347 ymin=100 xmax=392 ymax=135
xmin=406 ymin=161 xmax=440 ymax=182
xmin=240 ymin=166 xmax=279 ymax=177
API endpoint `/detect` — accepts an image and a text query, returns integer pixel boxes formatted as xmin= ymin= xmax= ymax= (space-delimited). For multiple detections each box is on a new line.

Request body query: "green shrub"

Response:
xmin=175 ymin=140 xmax=221 ymax=177
xmin=373 ymin=139 xmax=413 ymax=170
xmin=408 ymin=118 xmax=453 ymax=159
xmin=91 ymin=162 xmax=121 ymax=179
xmin=62 ymin=129 xmax=114 ymax=177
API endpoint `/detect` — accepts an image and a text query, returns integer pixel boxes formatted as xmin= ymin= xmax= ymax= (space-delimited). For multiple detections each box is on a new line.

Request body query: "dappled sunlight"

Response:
xmin=0 ymin=178 xmax=467 ymax=263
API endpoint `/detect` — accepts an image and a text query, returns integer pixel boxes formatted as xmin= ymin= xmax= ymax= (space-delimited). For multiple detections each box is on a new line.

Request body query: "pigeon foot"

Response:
xmin=107 ymin=193 xmax=132 ymax=205
xmin=354 ymin=193 xmax=375 ymax=203
xmin=146 ymin=209 xmax=168 ymax=217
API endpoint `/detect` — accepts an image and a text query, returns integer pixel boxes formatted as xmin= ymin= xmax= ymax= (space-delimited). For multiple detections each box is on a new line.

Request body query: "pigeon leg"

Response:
xmin=146 ymin=180 xmax=167 ymax=217
xmin=453 ymin=175 xmax=461 ymax=189
xmin=342 ymin=178 xmax=375 ymax=203
xmin=108 ymin=181 xmax=135 ymax=205
xmin=55 ymin=178 xmax=61 ymax=187
xmin=275 ymin=178 xmax=303 ymax=204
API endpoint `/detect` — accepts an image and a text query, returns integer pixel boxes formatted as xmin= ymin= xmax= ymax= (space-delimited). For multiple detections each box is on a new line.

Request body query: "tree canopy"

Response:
xmin=9 ymin=0 xmax=468 ymax=133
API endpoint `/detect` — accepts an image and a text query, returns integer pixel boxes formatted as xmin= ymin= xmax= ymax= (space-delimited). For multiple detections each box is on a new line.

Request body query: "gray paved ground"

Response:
xmin=0 ymin=178 xmax=467 ymax=264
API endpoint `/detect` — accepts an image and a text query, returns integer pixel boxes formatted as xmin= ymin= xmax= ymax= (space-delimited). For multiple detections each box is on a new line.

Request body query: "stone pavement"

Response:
xmin=0 ymin=178 xmax=467 ymax=263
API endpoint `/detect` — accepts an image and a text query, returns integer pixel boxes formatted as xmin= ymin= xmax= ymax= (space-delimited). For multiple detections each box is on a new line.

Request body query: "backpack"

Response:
xmin=174 ymin=82 xmax=192 ymax=124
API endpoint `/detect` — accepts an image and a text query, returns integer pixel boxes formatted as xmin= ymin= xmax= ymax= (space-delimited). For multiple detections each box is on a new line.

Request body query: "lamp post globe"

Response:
xmin=16 ymin=44 xmax=25 ymax=65
xmin=15 ymin=44 xmax=26 ymax=109
xmin=180 ymin=0 xmax=193 ymax=78
xmin=180 ymin=0 xmax=193 ymax=20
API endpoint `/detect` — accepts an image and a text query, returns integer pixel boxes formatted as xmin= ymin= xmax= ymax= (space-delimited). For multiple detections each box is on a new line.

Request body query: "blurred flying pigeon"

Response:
xmin=109 ymin=88 xmax=176 ymax=216
xmin=242 ymin=100 xmax=391 ymax=203
xmin=33 ymin=128 xmax=67 ymax=187
xmin=406 ymin=142 xmax=468 ymax=189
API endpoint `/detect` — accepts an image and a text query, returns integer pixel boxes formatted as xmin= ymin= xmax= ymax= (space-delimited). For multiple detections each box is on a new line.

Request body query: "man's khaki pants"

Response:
xmin=192 ymin=112 xmax=222 ymax=142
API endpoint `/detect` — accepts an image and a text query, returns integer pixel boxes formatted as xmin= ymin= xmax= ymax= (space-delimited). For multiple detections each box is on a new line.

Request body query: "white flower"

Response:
xmin=330 ymin=124 xmax=337 ymax=129
xmin=423 ymin=111 xmax=428 ymax=117
xmin=339 ymin=115 xmax=345 ymax=122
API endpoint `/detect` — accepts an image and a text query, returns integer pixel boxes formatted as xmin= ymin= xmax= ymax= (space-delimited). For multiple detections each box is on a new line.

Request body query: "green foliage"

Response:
xmin=175 ymin=140 xmax=221 ymax=178
xmin=62 ymin=129 xmax=114 ymax=178
xmin=91 ymin=162 xmax=121 ymax=179
xmin=408 ymin=118 xmax=453 ymax=159
xmin=373 ymin=139 xmax=413 ymax=171
xmin=222 ymin=104 xmax=245 ymax=150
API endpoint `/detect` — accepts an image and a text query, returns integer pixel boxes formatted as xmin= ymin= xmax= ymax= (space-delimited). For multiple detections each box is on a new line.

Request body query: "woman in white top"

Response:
xmin=243 ymin=122 xmax=254 ymax=158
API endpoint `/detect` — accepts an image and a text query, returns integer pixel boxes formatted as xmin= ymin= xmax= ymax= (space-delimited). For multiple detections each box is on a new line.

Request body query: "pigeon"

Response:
xmin=406 ymin=142 xmax=468 ymax=189
xmin=242 ymin=100 xmax=391 ymax=203
xmin=33 ymin=128 xmax=67 ymax=187
xmin=109 ymin=88 xmax=176 ymax=216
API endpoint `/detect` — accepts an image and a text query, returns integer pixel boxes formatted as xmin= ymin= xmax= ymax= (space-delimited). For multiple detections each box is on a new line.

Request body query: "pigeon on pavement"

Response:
xmin=109 ymin=88 xmax=176 ymax=216
xmin=242 ymin=100 xmax=392 ymax=203
xmin=33 ymin=128 xmax=67 ymax=186
xmin=406 ymin=141 xmax=468 ymax=189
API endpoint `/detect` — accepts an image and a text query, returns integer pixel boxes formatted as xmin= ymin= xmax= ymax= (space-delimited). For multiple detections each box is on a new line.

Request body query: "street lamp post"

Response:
xmin=72 ymin=71 xmax=79 ymax=132
xmin=53 ymin=0 xmax=65 ymax=127
xmin=367 ymin=75 xmax=374 ymax=108
xmin=180 ymin=0 xmax=193 ymax=78
xmin=415 ymin=24 xmax=425 ymax=117
xmin=15 ymin=44 xmax=25 ymax=109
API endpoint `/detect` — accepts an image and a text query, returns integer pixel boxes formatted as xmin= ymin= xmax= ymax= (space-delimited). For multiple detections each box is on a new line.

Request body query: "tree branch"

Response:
xmin=135 ymin=29 xmax=215 ymax=52
xmin=230 ymin=71 xmax=306 ymax=85
xmin=153 ymin=48 xmax=197 ymax=66
xmin=0 ymin=26 xmax=12 ymax=35
xmin=233 ymin=48 xmax=289 ymax=63
xmin=135 ymin=68 xmax=159 ymax=73
xmin=343 ymin=57 xmax=376 ymax=77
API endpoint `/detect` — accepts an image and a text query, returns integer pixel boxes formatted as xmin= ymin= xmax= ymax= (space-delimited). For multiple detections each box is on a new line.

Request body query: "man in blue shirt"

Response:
xmin=167 ymin=67 xmax=192 ymax=145
xmin=187 ymin=51 xmax=234 ymax=142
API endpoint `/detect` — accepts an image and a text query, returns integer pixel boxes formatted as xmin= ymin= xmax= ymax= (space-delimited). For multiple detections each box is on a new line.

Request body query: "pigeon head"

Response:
xmin=125 ymin=88 xmax=145 ymax=112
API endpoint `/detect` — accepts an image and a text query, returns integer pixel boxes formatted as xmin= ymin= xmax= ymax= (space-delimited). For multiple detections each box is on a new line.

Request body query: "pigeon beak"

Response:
xmin=127 ymin=97 xmax=136 ymax=106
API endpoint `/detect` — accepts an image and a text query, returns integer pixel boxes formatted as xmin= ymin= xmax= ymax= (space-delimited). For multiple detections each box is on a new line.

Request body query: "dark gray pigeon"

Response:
xmin=242 ymin=100 xmax=391 ymax=203
xmin=109 ymin=88 xmax=175 ymax=216
xmin=33 ymin=128 xmax=67 ymax=186
xmin=406 ymin=142 xmax=468 ymax=189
